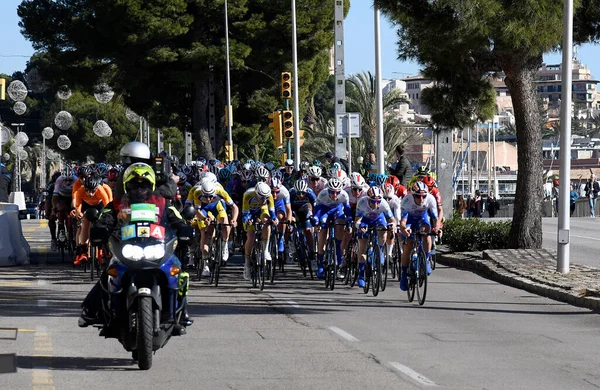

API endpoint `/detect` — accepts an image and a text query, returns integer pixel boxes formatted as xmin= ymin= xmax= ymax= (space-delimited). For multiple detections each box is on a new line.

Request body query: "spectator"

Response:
xmin=486 ymin=192 xmax=500 ymax=218
xmin=569 ymin=183 xmax=579 ymax=217
xmin=389 ymin=145 xmax=411 ymax=187
xmin=552 ymin=179 xmax=560 ymax=215
xmin=456 ymin=195 xmax=467 ymax=218
xmin=324 ymin=151 xmax=348 ymax=173
xmin=0 ymin=157 xmax=12 ymax=203
xmin=584 ymin=174 xmax=600 ymax=217
xmin=471 ymin=190 xmax=483 ymax=218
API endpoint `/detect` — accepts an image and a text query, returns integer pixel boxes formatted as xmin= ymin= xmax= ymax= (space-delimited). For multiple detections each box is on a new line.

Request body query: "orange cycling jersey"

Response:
xmin=74 ymin=185 xmax=112 ymax=211
xmin=72 ymin=179 xmax=83 ymax=196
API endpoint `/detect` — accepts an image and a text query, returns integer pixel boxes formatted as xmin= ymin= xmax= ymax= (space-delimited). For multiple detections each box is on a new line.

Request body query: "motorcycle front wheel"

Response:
xmin=136 ymin=297 xmax=154 ymax=370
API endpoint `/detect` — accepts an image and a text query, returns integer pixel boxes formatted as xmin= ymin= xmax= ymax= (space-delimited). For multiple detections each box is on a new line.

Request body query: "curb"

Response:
xmin=437 ymin=250 xmax=600 ymax=312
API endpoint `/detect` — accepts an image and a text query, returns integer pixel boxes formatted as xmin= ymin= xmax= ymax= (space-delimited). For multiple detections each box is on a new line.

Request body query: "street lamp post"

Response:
xmin=291 ymin=0 xmax=301 ymax=169
xmin=557 ymin=0 xmax=574 ymax=274
xmin=224 ymin=0 xmax=233 ymax=155
xmin=374 ymin=6 xmax=385 ymax=174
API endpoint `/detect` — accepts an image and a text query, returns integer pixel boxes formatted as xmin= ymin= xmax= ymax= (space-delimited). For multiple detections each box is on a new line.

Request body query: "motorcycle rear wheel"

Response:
xmin=136 ymin=297 xmax=154 ymax=370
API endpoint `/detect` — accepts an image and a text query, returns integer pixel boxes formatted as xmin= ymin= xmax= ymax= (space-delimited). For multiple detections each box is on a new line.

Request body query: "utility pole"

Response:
xmin=224 ymin=0 xmax=233 ymax=156
xmin=334 ymin=0 xmax=347 ymax=160
xmin=291 ymin=0 xmax=301 ymax=169
xmin=374 ymin=6 xmax=385 ymax=174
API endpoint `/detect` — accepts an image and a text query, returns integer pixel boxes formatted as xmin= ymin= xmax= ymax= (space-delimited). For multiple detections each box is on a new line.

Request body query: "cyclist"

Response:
xmin=354 ymin=186 xmax=397 ymax=288
xmin=242 ymin=182 xmax=278 ymax=280
xmin=72 ymin=175 xmax=113 ymax=265
xmin=51 ymin=170 xmax=77 ymax=248
xmin=381 ymin=182 xmax=402 ymax=259
xmin=289 ymin=180 xmax=317 ymax=268
xmin=313 ymin=178 xmax=352 ymax=279
xmin=385 ymin=175 xmax=407 ymax=199
xmin=280 ymin=159 xmax=296 ymax=188
xmin=270 ymin=177 xmax=293 ymax=263
xmin=398 ymin=181 xmax=440 ymax=291
xmin=106 ymin=168 xmax=120 ymax=192
xmin=307 ymin=166 xmax=327 ymax=195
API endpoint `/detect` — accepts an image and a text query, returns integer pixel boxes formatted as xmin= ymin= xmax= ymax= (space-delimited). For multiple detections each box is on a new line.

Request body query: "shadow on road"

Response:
xmin=17 ymin=355 xmax=137 ymax=371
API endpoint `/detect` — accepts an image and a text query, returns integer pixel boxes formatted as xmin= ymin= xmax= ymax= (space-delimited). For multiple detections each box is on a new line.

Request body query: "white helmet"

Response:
xmin=327 ymin=167 xmax=340 ymax=179
xmin=255 ymin=166 xmax=270 ymax=181
xmin=201 ymin=180 xmax=217 ymax=197
xmin=307 ymin=166 xmax=322 ymax=178
xmin=255 ymin=182 xmax=271 ymax=198
xmin=294 ymin=180 xmax=308 ymax=193
xmin=200 ymin=171 xmax=217 ymax=184
xmin=271 ymin=177 xmax=283 ymax=189
xmin=327 ymin=177 xmax=344 ymax=191
xmin=120 ymin=141 xmax=151 ymax=161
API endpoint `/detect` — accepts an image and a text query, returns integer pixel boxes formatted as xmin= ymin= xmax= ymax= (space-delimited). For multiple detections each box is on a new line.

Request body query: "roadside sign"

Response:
xmin=336 ymin=112 xmax=361 ymax=138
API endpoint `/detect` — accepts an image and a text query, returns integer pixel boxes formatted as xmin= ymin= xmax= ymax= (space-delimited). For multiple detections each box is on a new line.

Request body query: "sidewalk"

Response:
xmin=438 ymin=246 xmax=600 ymax=311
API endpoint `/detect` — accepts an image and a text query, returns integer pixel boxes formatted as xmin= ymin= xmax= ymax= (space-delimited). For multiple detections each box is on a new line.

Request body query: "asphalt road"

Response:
xmin=0 ymin=220 xmax=599 ymax=389
xmin=541 ymin=217 xmax=600 ymax=267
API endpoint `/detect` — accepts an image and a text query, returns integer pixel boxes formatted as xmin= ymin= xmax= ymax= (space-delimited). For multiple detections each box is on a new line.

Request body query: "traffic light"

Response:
xmin=281 ymin=72 xmax=292 ymax=99
xmin=282 ymin=110 xmax=294 ymax=139
xmin=268 ymin=111 xmax=283 ymax=148
xmin=0 ymin=79 xmax=5 ymax=100
xmin=224 ymin=143 xmax=234 ymax=162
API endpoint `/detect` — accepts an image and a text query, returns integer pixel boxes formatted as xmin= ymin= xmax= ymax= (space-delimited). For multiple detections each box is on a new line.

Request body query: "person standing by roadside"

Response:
xmin=569 ymin=183 xmax=579 ymax=217
xmin=584 ymin=174 xmax=600 ymax=217
xmin=456 ymin=195 xmax=467 ymax=218
xmin=0 ymin=156 xmax=12 ymax=203
xmin=486 ymin=192 xmax=500 ymax=218
xmin=389 ymin=145 xmax=411 ymax=187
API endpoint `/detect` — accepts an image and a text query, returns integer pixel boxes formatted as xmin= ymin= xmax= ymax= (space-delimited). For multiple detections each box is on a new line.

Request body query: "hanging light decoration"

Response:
xmin=125 ymin=108 xmax=140 ymax=123
xmin=94 ymin=83 xmax=114 ymax=104
xmin=54 ymin=111 xmax=73 ymax=130
xmin=93 ymin=120 xmax=112 ymax=137
xmin=7 ymin=80 xmax=28 ymax=102
xmin=14 ymin=132 xmax=29 ymax=147
xmin=57 ymin=85 xmax=72 ymax=100
xmin=57 ymin=135 xmax=72 ymax=150
xmin=42 ymin=127 xmax=54 ymax=140
xmin=13 ymin=101 xmax=27 ymax=115
xmin=18 ymin=150 xmax=28 ymax=160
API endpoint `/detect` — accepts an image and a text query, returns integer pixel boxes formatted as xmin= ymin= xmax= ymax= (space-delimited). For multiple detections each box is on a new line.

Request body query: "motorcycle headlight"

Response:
xmin=143 ymin=244 xmax=165 ymax=260
xmin=122 ymin=244 xmax=144 ymax=261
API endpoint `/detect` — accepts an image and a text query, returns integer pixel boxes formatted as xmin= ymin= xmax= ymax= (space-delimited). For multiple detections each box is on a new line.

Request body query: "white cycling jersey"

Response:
xmin=344 ymin=185 xmax=368 ymax=207
xmin=400 ymin=193 xmax=438 ymax=221
xmin=273 ymin=185 xmax=291 ymax=205
xmin=355 ymin=197 xmax=394 ymax=220
xmin=316 ymin=188 xmax=350 ymax=208
xmin=309 ymin=177 xmax=328 ymax=195
xmin=384 ymin=194 xmax=402 ymax=221
xmin=53 ymin=175 xmax=77 ymax=197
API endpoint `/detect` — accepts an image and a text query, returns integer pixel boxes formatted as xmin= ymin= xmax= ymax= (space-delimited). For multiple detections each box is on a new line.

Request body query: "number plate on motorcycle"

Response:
xmin=138 ymin=287 xmax=151 ymax=295
xmin=130 ymin=204 xmax=158 ymax=222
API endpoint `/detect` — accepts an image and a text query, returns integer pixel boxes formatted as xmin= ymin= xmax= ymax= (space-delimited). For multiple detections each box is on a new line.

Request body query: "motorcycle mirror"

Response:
xmin=85 ymin=207 xmax=100 ymax=222
xmin=181 ymin=205 xmax=196 ymax=220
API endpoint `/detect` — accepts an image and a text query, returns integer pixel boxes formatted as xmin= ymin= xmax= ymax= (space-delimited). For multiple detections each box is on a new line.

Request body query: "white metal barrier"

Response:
xmin=0 ymin=203 xmax=30 ymax=266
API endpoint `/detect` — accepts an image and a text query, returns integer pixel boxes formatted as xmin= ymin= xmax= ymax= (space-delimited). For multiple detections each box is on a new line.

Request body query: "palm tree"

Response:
xmin=302 ymin=112 xmax=336 ymax=163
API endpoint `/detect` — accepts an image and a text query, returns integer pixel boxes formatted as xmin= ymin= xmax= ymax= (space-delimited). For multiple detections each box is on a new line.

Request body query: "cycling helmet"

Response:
xmin=327 ymin=167 xmax=340 ymax=178
xmin=255 ymin=182 xmax=271 ymax=199
xmin=107 ymin=168 xmax=119 ymax=181
xmin=381 ymin=183 xmax=395 ymax=198
xmin=208 ymin=164 xmax=220 ymax=175
xmin=300 ymin=161 xmax=310 ymax=171
xmin=83 ymin=175 xmax=102 ymax=191
xmin=416 ymin=165 xmax=430 ymax=177
xmin=553 ymin=179 xmax=559 ymax=186
xmin=284 ymin=159 xmax=294 ymax=167
xmin=265 ymin=162 xmax=275 ymax=171
xmin=123 ymin=163 xmax=156 ymax=191
xmin=242 ymin=163 xmax=252 ymax=172
xmin=422 ymin=175 xmax=436 ymax=188
xmin=182 ymin=165 xmax=193 ymax=176
xmin=199 ymin=171 xmax=217 ymax=184
xmin=218 ymin=168 xmax=232 ymax=182
xmin=385 ymin=175 xmax=400 ymax=190
xmin=294 ymin=180 xmax=308 ymax=193
xmin=312 ymin=159 xmax=321 ymax=167
xmin=96 ymin=165 xmax=108 ymax=178
xmin=331 ymin=162 xmax=342 ymax=170
xmin=350 ymin=173 xmax=365 ymax=188
xmin=78 ymin=165 xmax=92 ymax=178
xmin=200 ymin=180 xmax=217 ymax=197
xmin=271 ymin=169 xmax=283 ymax=180
xmin=411 ymin=181 xmax=428 ymax=195
xmin=327 ymin=177 xmax=344 ymax=191
xmin=367 ymin=186 xmax=383 ymax=200
xmin=271 ymin=177 xmax=283 ymax=189
xmin=239 ymin=170 xmax=254 ymax=182
xmin=373 ymin=174 xmax=388 ymax=186
xmin=120 ymin=141 xmax=151 ymax=161
xmin=177 ymin=171 xmax=188 ymax=184
xmin=255 ymin=166 xmax=270 ymax=182
xmin=307 ymin=166 xmax=322 ymax=178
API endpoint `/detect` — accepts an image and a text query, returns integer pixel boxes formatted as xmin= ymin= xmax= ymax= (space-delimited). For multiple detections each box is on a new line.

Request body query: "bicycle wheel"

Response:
xmin=391 ymin=240 xmax=399 ymax=280
xmin=90 ymin=248 xmax=96 ymax=281
xmin=259 ymin=253 xmax=266 ymax=291
xmin=349 ymin=240 xmax=358 ymax=287
xmin=269 ymin=237 xmax=277 ymax=284
xmin=430 ymin=242 xmax=437 ymax=271
xmin=372 ymin=242 xmax=381 ymax=297
xmin=295 ymin=234 xmax=307 ymax=278
xmin=381 ymin=248 xmax=388 ymax=292
xmin=251 ymin=247 xmax=259 ymax=288
xmin=213 ymin=239 xmax=222 ymax=287
xmin=416 ymin=251 xmax=428 ymax=305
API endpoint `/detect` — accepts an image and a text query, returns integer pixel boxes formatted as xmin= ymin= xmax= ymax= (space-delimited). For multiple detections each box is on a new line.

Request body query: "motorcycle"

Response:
xmin=86 ymin=204 xmax=193 ymax=370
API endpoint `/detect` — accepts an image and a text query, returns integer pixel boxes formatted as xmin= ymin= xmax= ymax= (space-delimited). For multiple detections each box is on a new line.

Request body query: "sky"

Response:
xmin=0 ymin=0 xmax=599 ymax=80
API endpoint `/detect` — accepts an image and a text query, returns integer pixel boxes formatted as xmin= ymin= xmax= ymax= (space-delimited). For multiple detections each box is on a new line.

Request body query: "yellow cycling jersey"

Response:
xmin=242 ymin=188 xmax=275 ymax=213
xmin=188 ymin=182 xmax=234 ymax=207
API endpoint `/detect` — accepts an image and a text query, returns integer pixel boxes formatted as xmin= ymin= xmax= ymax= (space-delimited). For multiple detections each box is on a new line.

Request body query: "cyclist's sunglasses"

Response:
xmin=310 ymin=177 xmax=319 ymax=182
xmin=328 ymin=190 xmax=340 ymax=196
xmin=413 ymin=194 xmax=427 ymax=199
xmin=369 ymin=198 xmax=382 ymax=205
xmin=351 ymin=187 xmax=362 ymax=192
xmin=201 ymin=194 xmax=216 ymax=201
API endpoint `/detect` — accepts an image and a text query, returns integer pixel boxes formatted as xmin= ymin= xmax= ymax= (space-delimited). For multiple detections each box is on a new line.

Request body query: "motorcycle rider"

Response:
xmin=78 ymin=163 xmax=193 ymax=332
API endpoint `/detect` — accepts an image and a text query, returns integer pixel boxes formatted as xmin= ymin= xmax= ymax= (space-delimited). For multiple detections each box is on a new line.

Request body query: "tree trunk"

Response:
xmin=193 ymin=77 xmax=215 ymax=159
xmin=502 ymin=55 xmax=543 ymax=249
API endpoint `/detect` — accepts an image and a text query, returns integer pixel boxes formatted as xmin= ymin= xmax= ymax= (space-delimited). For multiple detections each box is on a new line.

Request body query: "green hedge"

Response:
xmin=443 ymin=213 xmax=511 ymax=252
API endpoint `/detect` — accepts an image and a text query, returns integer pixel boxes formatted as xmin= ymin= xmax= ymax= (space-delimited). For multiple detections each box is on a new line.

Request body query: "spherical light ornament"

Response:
xmin=10 ymin=143 xmax=22 ymax=154
xmin=57 ymin=135 xmax=71 ymax=150
xmin=54 ymin=111 xmax=73 ymax=130
xmin=94 ymin=83 xmax=114 ymax=104
xmin=7 ymin=80 xmax=28 ymax=102
xmin=42 ymin=127 xmax=54 ymax=140
xmin=57 ymin=85 xmax=72 ymax=100
xmin=2 ymin=153 xmax=9 ymax=162
xmin=13 ymin=101 xmax=27 ymax=115
xmin=18 ymin=150 xmax=28 ymax=160
xmin=14 ymin=132 xmax=29 ymax=147
xmin=93 ymin=120 xmax=112 ymax=137
xmin=0 ymin=126 xmax=10 ymax=146
xmin=125 ymin=108 xmax=140 ymax=123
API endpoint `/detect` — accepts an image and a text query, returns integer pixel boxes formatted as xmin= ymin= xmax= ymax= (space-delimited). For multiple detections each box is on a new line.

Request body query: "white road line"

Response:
xmin=286 ymin=300 xmax=300 ymax=308
xmin=390 ymin=362 xmax=437 ymax=387
xmin=37 ymin=280 xmax=47 ymax=286
xmin=329 ymin=326 xmax=359 ymax=342
xmin=543 ymin=230 xmax=600 ymax=241
xmin=37 ymin=300 xmax=48 ymax=307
